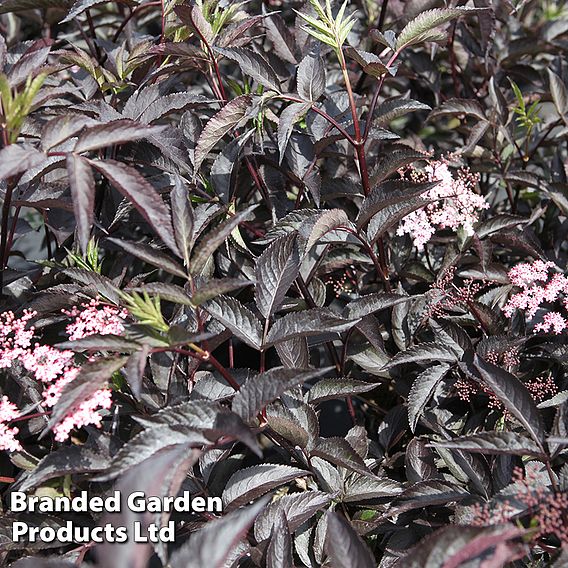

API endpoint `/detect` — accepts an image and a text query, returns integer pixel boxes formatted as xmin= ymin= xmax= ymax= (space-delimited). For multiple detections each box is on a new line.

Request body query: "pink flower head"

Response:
xmin=503 ymin=261 xmax=568 ymax=334
xmin=0 ymin=396 xmax=21 ymax=452
xmin=397 ymin=159 xmax=489 ymax=249
xmin=51 ymin=388 xmax=113 ymax=442
xmin=21 ymin=344 xmax=74 ymax=383
xmin=0 ymin=310 xmax=36 ymax=369
xmin=64 ymin=299 xmax=127 ymax=340
xmin=533 ymin=312 xmax=567 ymax=335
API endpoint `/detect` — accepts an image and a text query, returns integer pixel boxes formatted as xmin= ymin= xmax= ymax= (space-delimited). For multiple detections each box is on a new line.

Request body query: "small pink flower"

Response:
xmin=534 ymin=312 xmax=567 ymax=335
xmin=21 ymin=345 xmax=74 ymax=383
xmin=0 ymin=396 xmax=21 ymax=452
xmin=0 ymin=300 xmax=128 ymax=447
xmin=52 ymin=388 xmax=113 ymax=442
xmin=397 ymin=159 xmax=488 ymax=249
xmin=503 ymin=261 xmax=568 ymax=334
xmin=64 ymin=299 xmax=127 ymax=340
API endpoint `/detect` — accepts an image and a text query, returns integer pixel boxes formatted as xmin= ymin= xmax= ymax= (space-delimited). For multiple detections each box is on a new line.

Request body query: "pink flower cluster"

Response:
xmin=0 ymin=300 xmax=126 ymax=448
xmin=470 ymin=466 xmax=568 ymax=547
xmin=397 ymin=160 xmax=489 ymax=249
xmin=64 ymin=299 xmax=127 ymax=340
xmin=0 ymin=396 xmax=21 ymax=452
xmin=502 ymin=260 xmax=568 ymax=334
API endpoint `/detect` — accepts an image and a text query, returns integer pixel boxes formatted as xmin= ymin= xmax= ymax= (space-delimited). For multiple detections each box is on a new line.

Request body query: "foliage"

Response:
xmin=0 ymin=0 xmax=567 ymax=566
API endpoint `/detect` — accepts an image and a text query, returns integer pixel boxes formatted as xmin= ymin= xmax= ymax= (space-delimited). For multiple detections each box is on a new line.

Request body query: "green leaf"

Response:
xmin=396 ymin=8 xmax=484 ymax=51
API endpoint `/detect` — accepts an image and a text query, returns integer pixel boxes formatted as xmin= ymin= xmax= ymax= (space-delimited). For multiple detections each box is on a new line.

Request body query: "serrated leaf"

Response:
xmin=432 ymin=431 xmax=544 ymax=457
xmin=255 ymin=233 xmax=301 ymax=319
xmin=60 ymin=0 xmax=109 ymax=22
xmin=90 ymin=159 xmax=180 ymax=256
xmin=275 ymin=337 xmax=309 ymax=369
xmin=48 ymin=356 xmax=128 ymax=433
xmin=297 ymin=49 xmax=326 ymax=101
xmin=170 ymin=176 xmax=194 ymax=267
xmin=391 ymin=480 xmax=469 ymax=514
xmin=0 ymin=144 xmax=46 ymax=180
xmin=56 ymin=334 xmax=142 ymax=352
xmin=396 ymin=8 xmax=483 ymax=50
xmin=343 ymin=474 xmax=403 ymax=502
xmin=373 ymin=98 xmax=431 ymax=126
xmin=472 ymin=355 xmax=545 ymax=448
xmin=222 ymin=464 xmax=308 ymax=510
xmin=74 ymin=120 xmax=163 ymax=153
xmin=204 ymin=295 xmax=263 ymax=350
xmin=548 ymin=69 xmax=568 ymax=124
xmin=191 ymin=278 xmax=253 ymax=305
xmin=170 ymin=497 xmax=269 ymax=568
xmin=366 ymin=195 xmax=435 ymax=242
xmin=191 ymin=205 xmax=257 ymax=275
xmin=18 ymin=445 xmax=109 ymax=491
xmin=384 ymin=343 xmax=458 ymax=369
xmin=66 ymin=154 xmax=94 ymax=254
xmin=215 ymin=47 xmax=281 ymax=92
xmin=278 ymin=102 xmax=310 ymax=163
xmin=408 ymin=364 xmax=451 ymax=432
xmin=370 ymin=149 xmax=430 ymax=187
xmin=96 ymin=427 xmax=205 ymax=481
xmin=232 ymin=367 xmax=330 ymax=422
xmin=343 ymin=293 xmax=412 ymax=320
xmin=311 ymin=437 xmax=374 ymax=478
xmin=62 ymin=268 xmax=120 ymax=303
xmin=211 ymin=131 xmax=253 ymax=203
xmin=307 ymin=378 xmax=376 ymax=404
xmin=137 ymin=92 xmax=211 ymax=124
xmin=265 ymin=308 xmax=358 ymax=346
xmin=324 ymin=512 xmax=375 ymax=568
xmin=392 ymin=525 xmax=526 ymax=568
xmin=298 ymin=208 xmax=349 ymax=253
xmin=0 ymin=0 xmax=70 ymax=14
xmin=345 ymin=47 xmax=388 ymax=79
xmin=42 ymin=115 xmax=97 ymax=151
xmin=266 ymin=511 xmax=293 ymax=568
xmin=175 ymin=4 xmax=214 ymax=44
xmin=140 ymin=400 xmax=260 ymax=456
xmin=475 ymin=214 xmax=526 ymax=238
xmin=254 ymin=491 xmax=332 ymax=542
xmin=107 ymin=238 xmax=186 ymax=279
xmin=357 ymin=179 xmax=436 ymax=229
xmin=194 ymin=95 xmax=252 ymax=172
xmin=127 ymin=283 xmax=192 ymax=305
xmin=429 ymin=98 xmax=486 ymax=121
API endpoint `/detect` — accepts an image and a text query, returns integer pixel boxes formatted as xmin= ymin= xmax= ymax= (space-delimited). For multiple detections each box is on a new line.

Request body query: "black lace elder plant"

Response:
xmin=0 ymin=0 xmax=568 ymax=566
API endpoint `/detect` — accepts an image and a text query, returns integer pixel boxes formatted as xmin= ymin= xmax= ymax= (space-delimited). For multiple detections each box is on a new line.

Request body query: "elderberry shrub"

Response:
xmin=0 ymin=0 xmax=567 ymax=566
